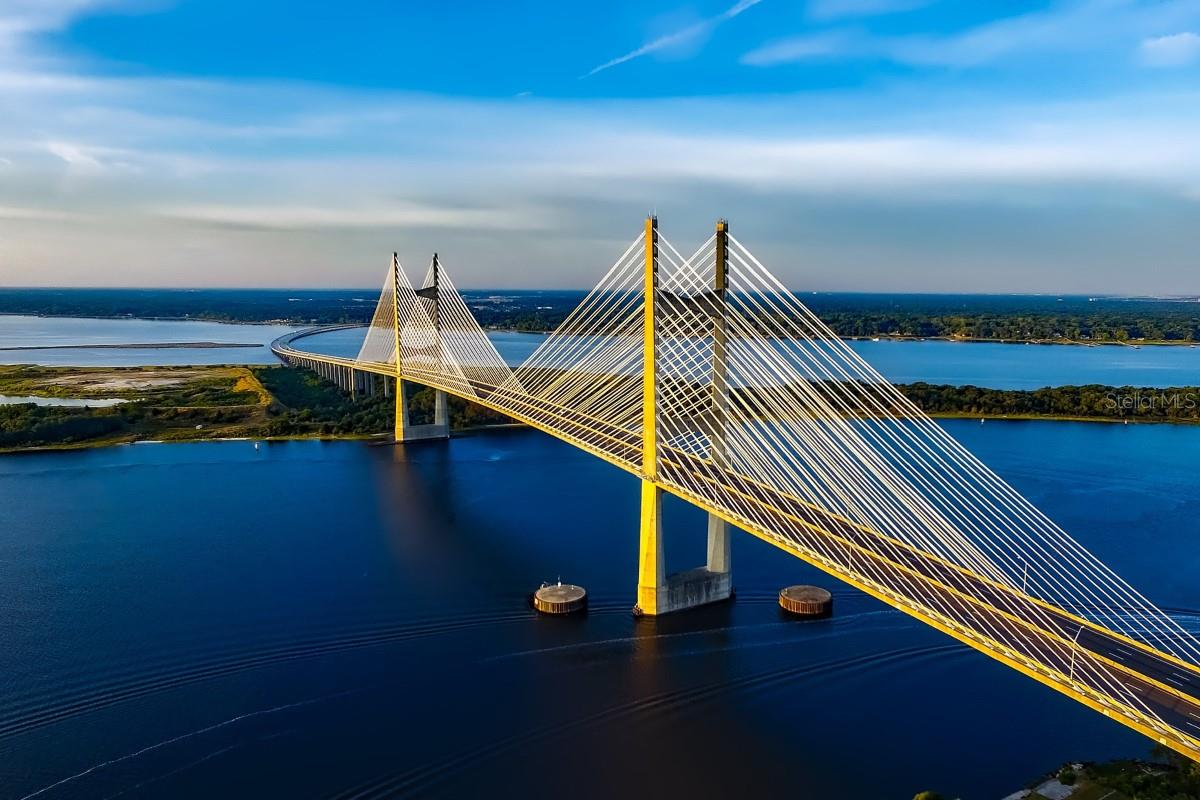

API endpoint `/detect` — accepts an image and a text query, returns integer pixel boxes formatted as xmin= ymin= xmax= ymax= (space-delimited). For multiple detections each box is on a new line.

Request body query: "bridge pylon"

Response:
xmin=634 ymin=216 xmax=733 ymax=616
xmin=392 ymin=252 xmax=450 ymax=444
xmin=275 ymin=220 xmax=1200 ymax=759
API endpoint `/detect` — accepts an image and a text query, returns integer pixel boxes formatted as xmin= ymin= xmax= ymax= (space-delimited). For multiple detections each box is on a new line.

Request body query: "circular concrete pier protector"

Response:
xmin=534 ymin=583 xmax=588 ymax=615
xmin=779 ymin=585 xmax=833 ymax=618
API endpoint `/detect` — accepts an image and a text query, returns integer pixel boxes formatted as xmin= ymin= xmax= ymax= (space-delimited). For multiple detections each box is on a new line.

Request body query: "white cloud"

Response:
xmin=0 ymin=205 xmax=85 ymax=222
xmin=741 ymin=33 xmax=852 ymax=65
xmin=532 ymin=116 xmax=1200 ymax=199
xmin=0 ymin=0 xmax=138 ymax=56
xmin=806 ymin=0 xmax=931 ymax=21
xmin=745 ymin=0 xmax=1200 ymax=69
xmin=583 ymin=0 xmax=764 ymax=77
xmin=157 ymin=202 xmax=553 ymax=232
xmin=0 ymin=0 xmax=107 ymax=36
xmin=1140 ymin=31 xmax=1200 ymax=66
xmin=2 ymin=0 xmax=1200 ymax=291
xmin=45 ymin=141 xmax=111 ymax=171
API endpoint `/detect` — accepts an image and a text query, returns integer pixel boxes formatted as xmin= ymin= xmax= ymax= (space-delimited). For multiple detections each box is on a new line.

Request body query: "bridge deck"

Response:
xmin=272 ymin=333 xmax=1200 ymax=757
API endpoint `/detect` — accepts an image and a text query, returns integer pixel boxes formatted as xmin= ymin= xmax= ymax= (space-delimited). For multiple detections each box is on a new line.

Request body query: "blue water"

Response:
xmin=2 ymin=421 xmax=1198 ymax=798
xmin=4 ymin=314 xmax=1200 ymax=388
xmin=0 ymin=395 xmax=126 ymax=407
xmin=0 ymin=316 xmax=298 ymax=367
xmin=298 ymin=328 xmax=1200 ymax=390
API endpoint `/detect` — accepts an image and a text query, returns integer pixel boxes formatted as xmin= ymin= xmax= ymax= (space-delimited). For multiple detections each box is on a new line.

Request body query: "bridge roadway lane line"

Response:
xmin=280 ymin=356 xmax=1200 ymax=747
xmin=412 ymin=373 xmax=1200 ymax=717
xmin=655 ymin=446 xmax=1200 ymax=692
xmin=461 ymin=382 xmax=1200 ymax=723
xmin=655 ymin=453 xmax=1200 ymax=743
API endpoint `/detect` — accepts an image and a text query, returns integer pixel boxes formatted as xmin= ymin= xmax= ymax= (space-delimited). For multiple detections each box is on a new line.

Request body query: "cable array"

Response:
xmin=485 ymin=234 xmax=647 ymax=464
xmin=651 ymin=233 xmax=1188 ymax=731
xmin=415 ymin=259 xmax=517 ymax=399
xmin=354 ymin=223 xmax=1200 ymax=755
xmin=355 ymin=258 xmax=401 ymax=368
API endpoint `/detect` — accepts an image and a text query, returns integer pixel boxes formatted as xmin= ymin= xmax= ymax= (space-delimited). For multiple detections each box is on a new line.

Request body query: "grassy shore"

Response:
xmin=996 ymin=749 xmax=1200 ymax=800
xmin=2 ymin=365 xmax=1198 ymax=453
xmin=0 ymin=364 xmax=509 ymax=452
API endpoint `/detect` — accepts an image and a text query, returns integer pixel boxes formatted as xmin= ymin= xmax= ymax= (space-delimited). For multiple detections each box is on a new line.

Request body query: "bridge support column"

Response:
xmin=636 ymin=481 xmax=666 ymax=612
xmin=634 ymin=484 xmax=734 ymax=616
xmin=394 ymin=379 xmax=409 ymax=441
xmin=434 ymin=389 xmax=448 ymax=430
xmin=706 ymin=218 xmax=733 ymax=584
xmin=633 ymin=215 xmax=732 ymax=616
xmin=392 ymin=380 xmax=451 ymax=444
xmin=707 ymin=515 xmax=731 ymax=574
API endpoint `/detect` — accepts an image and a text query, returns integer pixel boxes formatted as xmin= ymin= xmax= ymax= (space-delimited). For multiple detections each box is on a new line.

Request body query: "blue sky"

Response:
xmin=1 ymin=0 xmax=1199 ymax=291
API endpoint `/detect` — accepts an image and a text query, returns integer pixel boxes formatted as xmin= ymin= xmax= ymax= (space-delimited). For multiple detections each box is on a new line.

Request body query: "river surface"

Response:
xmin=0 ymin=395 xmax=126 ymax=407
xmin=0 ymin=316 xmax=298 ymax=367
xmin=298 ymin=328 xmax=1200 ymax=390
xmin=5 ymin=316 xmax=1200 ymax=388
xmin=3 ymin=314 xmax=1200 ymax=797
xmin=2 ymin=422 xmax=1199 ymax=799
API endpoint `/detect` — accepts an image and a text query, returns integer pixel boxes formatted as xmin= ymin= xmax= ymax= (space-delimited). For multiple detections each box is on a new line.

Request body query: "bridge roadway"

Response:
xmin=270 ymin=337 xmax=1200 ymax=755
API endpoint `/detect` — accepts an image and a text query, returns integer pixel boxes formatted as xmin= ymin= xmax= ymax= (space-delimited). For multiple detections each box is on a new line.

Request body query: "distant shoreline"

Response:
xmin=489 ymin=327 xmax=1200 ymax=348
xmin=4 ymin=412 xmax=1197 ymax=456
xmin=0 ymin=311 xmax=299 ymax=327
xmin=840 ymin=334 xmax=1199 ymax=348
xmin=0 ymin=342 xmax=264 ymax=351
xmin=4 ymin=312 xmax=1200 ymax=348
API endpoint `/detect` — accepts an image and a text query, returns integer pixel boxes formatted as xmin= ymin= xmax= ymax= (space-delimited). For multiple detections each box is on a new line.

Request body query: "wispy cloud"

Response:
xmin=0 ymin=204 xmax=86 ymax=222
xmin=582 ymin=0 xmax=764 ymax=77
xmin=0 ymin=0 xmax=113 ymax=37
xmin=806 ymin=0 xmax=932 ymax=21
xmin=4 ymin=0 xmax=1200 ymax=292
xmin=741 ymin=32 xmax=850 ymax=66
xmin=44 ymin=140 xmax=124 ymax=172
xmin=158 ymin=202 xmax=552 ymax=232
xmin=1140 ymin=31 xmax=1200 ymax=66
xmin=744 ymin=0 xmax=1200 ymax=68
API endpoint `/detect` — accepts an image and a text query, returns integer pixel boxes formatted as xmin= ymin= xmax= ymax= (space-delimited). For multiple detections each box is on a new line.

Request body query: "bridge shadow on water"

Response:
xmin=323 ymin=429 xmax=1154 ymax=798
xmin=4 ymin=427 xmax=1191 ymax=798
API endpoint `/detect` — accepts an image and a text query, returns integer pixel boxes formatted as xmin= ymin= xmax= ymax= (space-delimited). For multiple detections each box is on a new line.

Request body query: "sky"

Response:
xmin=0 ymin=0 xmax=1199 ymax=292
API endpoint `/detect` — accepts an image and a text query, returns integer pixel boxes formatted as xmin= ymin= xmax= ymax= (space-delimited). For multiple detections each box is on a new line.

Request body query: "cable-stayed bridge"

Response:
xmin=272 ymin=217 xmax=1200 ymax=760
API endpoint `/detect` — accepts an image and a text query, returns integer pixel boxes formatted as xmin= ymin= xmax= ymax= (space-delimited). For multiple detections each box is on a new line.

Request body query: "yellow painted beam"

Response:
xmin=636 ymin=479 xmax=665 ymax=614
xmin=281 ymin=256 xmax=1200 ymax=759
xmin=637 ymin=215 xmax=664 ymax=614
xmin=660 ymin=456 xmax=1200 ymax=708
xmin=649 ymin=475 xmax=1200 ymax=761
xmin=663 ymin=435 xmax=1200 ymax=683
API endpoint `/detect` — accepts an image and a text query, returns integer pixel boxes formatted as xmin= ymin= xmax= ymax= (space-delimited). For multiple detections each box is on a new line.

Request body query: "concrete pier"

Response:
xmin=779 ymin=585 xmax=833 ymax=618
xmin=633 ymin=217 xmax=733 ymax=616
xmin=533 ymin=582 xmax=587 ymax=614
xmin=393 ymin=380 xmax=450 ymax=443
xmin=634 ymin=484 xmax=733 ymax=616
